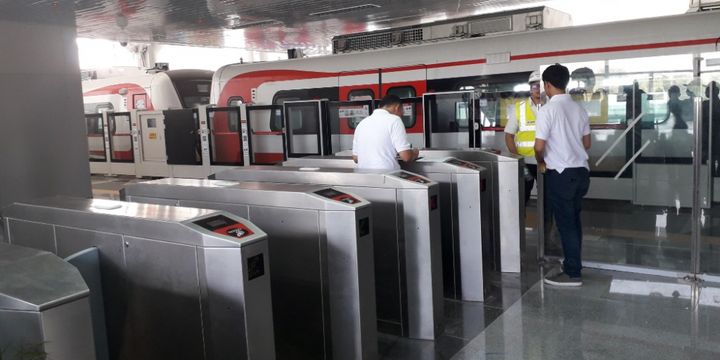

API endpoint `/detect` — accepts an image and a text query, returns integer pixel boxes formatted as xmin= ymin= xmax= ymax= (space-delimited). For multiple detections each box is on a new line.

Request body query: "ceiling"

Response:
xmin=0 ymin=0 xmax=545 ymax=55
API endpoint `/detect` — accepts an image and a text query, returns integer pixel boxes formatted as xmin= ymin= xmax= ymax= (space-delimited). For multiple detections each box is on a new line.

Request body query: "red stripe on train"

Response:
xmin=83 ymin=83 xmax=145 ymax=96
xmin=511 ymin=38 xmax=719 ymax=61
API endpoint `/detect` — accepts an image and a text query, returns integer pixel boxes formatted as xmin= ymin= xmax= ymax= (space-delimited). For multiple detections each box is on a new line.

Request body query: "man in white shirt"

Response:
xmin=534 ymin=64 xmax=591 ymax=287
xmin=352 ymin=95 xmax=419 ymax=170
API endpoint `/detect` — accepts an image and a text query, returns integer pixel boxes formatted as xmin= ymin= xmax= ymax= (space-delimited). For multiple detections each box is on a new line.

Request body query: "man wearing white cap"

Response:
xmin=505 ymin=71 xmax=545 ymax=204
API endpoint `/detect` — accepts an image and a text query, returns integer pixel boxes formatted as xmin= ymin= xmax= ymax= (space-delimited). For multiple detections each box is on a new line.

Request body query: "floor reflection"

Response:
xmin=452 ymin=269 xmax=720 ymax=359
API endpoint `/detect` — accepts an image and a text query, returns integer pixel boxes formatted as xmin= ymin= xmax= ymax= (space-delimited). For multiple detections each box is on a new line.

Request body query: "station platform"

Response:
xmin=89 ymin=175 xmax=720 ymax=359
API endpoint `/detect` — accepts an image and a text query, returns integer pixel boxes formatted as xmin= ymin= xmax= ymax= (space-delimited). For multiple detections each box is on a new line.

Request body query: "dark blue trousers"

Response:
xmin=545 ymin=167 xmax=590 ymax=278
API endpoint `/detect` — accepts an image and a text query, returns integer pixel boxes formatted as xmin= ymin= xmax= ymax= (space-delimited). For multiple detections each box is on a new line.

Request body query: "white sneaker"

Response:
xmin=544 ymin=272 xmax=582 ymax=287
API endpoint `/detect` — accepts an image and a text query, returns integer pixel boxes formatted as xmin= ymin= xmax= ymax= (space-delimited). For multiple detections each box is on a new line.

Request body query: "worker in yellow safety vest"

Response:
xmin=505 ymin=71 xmax=545 ymax=205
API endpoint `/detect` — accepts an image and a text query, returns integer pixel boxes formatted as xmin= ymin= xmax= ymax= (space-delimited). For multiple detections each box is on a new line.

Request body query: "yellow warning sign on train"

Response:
xmin=149 ymin=132 xmax=157 ymax=139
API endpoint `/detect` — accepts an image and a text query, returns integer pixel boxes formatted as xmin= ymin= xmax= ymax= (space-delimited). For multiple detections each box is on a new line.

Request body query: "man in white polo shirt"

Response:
xmin=352 ymin=94 xmax=419 ymax=170
xmin=534 ymin=64 xmax=591 ymax=287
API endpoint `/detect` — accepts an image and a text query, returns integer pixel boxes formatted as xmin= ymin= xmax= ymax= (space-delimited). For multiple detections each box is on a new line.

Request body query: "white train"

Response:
xmin=83 ymin=69 xmax=213 ymax=164
xmin=210 ymin=10 xmax=720 ymax=205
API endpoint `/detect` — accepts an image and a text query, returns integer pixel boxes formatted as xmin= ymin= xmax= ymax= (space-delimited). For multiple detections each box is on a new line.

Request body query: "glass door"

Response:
xmin=284 ymin=100 xmax=330 ymax=157
xmin=327 ymin=100 xmax=374 ymax=154
xmin=245 ymin=105 xmax=285 ymax=165
xmin=107 ymin=112 xmax=133 ymax=162
xmin=423 ymin=91 xmax=476 ymax=148
xmin=85 ymin=113 xmax=107 ymax=162
xmin=207 ymin=107 xmax=243 ymax=166
xmin=163 ymin=109 xmax=201 ymax=165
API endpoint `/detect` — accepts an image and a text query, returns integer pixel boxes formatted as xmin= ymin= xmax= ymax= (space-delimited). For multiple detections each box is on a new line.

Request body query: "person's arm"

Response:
xmin=534 ymin=109 xmax=548 ymax=172
xmin=505 ymin=133 xmax=518 ymax=155
xmin=398 ymin=148 xmax=419 ymax=162
xmin=391 ymin=119 xmax=418 ymax=163
xmin=582 ymin=108 xmax=591 ymax=150
xmin=534 ymin=139 xmax=546 ymax=172
xmin=504 ymin=105 xmax=519 ymax=155
xmin=352 ymin=129 xmax=360 ymax=163
xmin=582 ymin=135 xmax=591 ymax=150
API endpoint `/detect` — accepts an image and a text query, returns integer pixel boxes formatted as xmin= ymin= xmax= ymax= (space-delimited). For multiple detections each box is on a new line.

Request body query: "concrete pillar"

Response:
xmin=0 ymin=4 xmax=91 ymax=235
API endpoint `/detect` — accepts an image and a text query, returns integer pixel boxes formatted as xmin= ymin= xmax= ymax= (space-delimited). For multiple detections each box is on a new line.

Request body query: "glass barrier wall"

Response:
xmin=538 ymin=53 xmax=704 ymax=273
xmin=700 ymin=51 xmax=720 ymax=276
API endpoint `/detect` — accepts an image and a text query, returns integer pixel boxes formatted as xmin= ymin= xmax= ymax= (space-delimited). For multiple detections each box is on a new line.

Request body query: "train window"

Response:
xmin=456 ymin=102 xmax=469 ymax=127
xmin=84 ymin=102 xmax=114 ymax=114
xmin=348 ymin=89 xmax=374 ymax=101
xmin=227 ymin=97 xmax=243 ymax=132
xmin=133 ymin=94 xmax=147 ymax=110
xmin=386 ymin=86 xmax=416 ymax=128
xmin=450 ymin=72 xmax=529 ymax=129
xmin=273 ymin=88 xmax=339 ymax=132
xmin=387 ymin=86 xmax=415 ymax=99
xmin=85 ymin=116 xmax=103 ymax=135
xmin=147 ymin=118 xmax=157 ymax=128
xmin=176 ymin=79 xmax=212 ymax=108
xmin=537 ymin=54 xmax=698 ymax=177
xmin=287 ymin=103 xmax=320 ymax=134
xmin=228 ymin=97 xmax=244 ymax=107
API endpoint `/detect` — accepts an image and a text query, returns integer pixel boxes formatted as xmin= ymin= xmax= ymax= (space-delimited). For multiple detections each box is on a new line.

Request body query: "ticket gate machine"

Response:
xmin=121 ymin=178 xmax=376 ymax=360
xmin=0 ymin=243 xmax=95 ymax=360
xmin=418 ymin=149 xmax=524 ymax=273
xmin=283 ymin=157 xmax=492 ymax=302
xmin=2 ymin=197 xmax=274 ymax=360
xmin=212 ymin=166 xmax=443 ymax=340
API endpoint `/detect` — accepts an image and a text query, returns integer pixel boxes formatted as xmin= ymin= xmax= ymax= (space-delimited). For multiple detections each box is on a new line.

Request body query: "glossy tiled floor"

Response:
xmin=376 ymin=231 xmax=544 ymax=360
xmin=451 ymin=270 xmax=720 ymax=359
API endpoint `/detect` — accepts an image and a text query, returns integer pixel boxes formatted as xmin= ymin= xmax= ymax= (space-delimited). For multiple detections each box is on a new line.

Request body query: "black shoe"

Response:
xmin=544 ymin=272 xmax=582 ymax=287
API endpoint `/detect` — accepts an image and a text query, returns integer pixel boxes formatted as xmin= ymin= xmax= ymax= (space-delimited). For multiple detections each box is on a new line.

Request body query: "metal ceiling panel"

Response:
xmin=0 ymin=0 xmax=543 ymax=54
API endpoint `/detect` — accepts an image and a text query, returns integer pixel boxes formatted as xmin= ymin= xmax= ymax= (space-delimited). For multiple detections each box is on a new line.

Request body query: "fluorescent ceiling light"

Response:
xmin=309 ymin=4 xmax=381 ymax=17
xmin=227 ymin=19 xmax=282 ymax=30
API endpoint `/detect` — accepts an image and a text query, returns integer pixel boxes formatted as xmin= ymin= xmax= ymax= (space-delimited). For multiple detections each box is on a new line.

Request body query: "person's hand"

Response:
xmin=538 ymin=162 xmax=547 ymax=173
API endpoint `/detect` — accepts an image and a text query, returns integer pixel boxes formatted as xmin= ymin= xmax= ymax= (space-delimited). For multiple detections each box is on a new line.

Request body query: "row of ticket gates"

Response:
xmin=0 ymin=149 xmax=524 ymax=360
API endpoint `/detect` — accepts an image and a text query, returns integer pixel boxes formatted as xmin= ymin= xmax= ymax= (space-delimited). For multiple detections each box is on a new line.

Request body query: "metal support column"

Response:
xmin=689 ymin=96 xmax=704 ymax=279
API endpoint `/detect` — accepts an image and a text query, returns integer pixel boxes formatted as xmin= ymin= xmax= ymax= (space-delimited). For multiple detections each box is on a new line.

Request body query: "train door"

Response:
xmin=245 ymin=105 xmax=286 ymax=164
xmin=422 ymin=91 xmax=479 ymax=148
xmin=284 ymin=100 xmax=331 ymax=157
xmin=379 ymin=66 xmax=427 ymax=148
xmin=138 ymin=111 xmax=166 ymax=163
xmin=163 ymin=109 xmax=202 ymax=165
xmin=207 ymin=107 xmax=243 ymax=166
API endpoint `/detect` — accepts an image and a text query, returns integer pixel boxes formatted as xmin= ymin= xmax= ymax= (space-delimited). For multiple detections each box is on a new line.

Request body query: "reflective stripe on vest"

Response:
xmin=515 ymin=100 xmax=537 ymax=158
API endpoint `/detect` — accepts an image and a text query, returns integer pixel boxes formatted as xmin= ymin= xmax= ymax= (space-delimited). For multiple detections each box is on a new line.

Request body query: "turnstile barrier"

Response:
xmin=0 ymin=243 xmax=95 ymax=360
xmin=283 ymin=156 xmax=492 ymax=302
xmin=419 ymin=149 xmax=524 ymax=274
xmin=212 ymin=166 xmax=443 ymax=340
xmin=2 ymin=197 xmax=274 ymax=360
xmin=121 ymin=178 xmax=377 ymax=360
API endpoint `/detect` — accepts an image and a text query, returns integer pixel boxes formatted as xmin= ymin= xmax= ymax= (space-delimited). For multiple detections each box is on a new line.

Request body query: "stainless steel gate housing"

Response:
xmin=2 ymin=197 xmax=274 ymax=360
